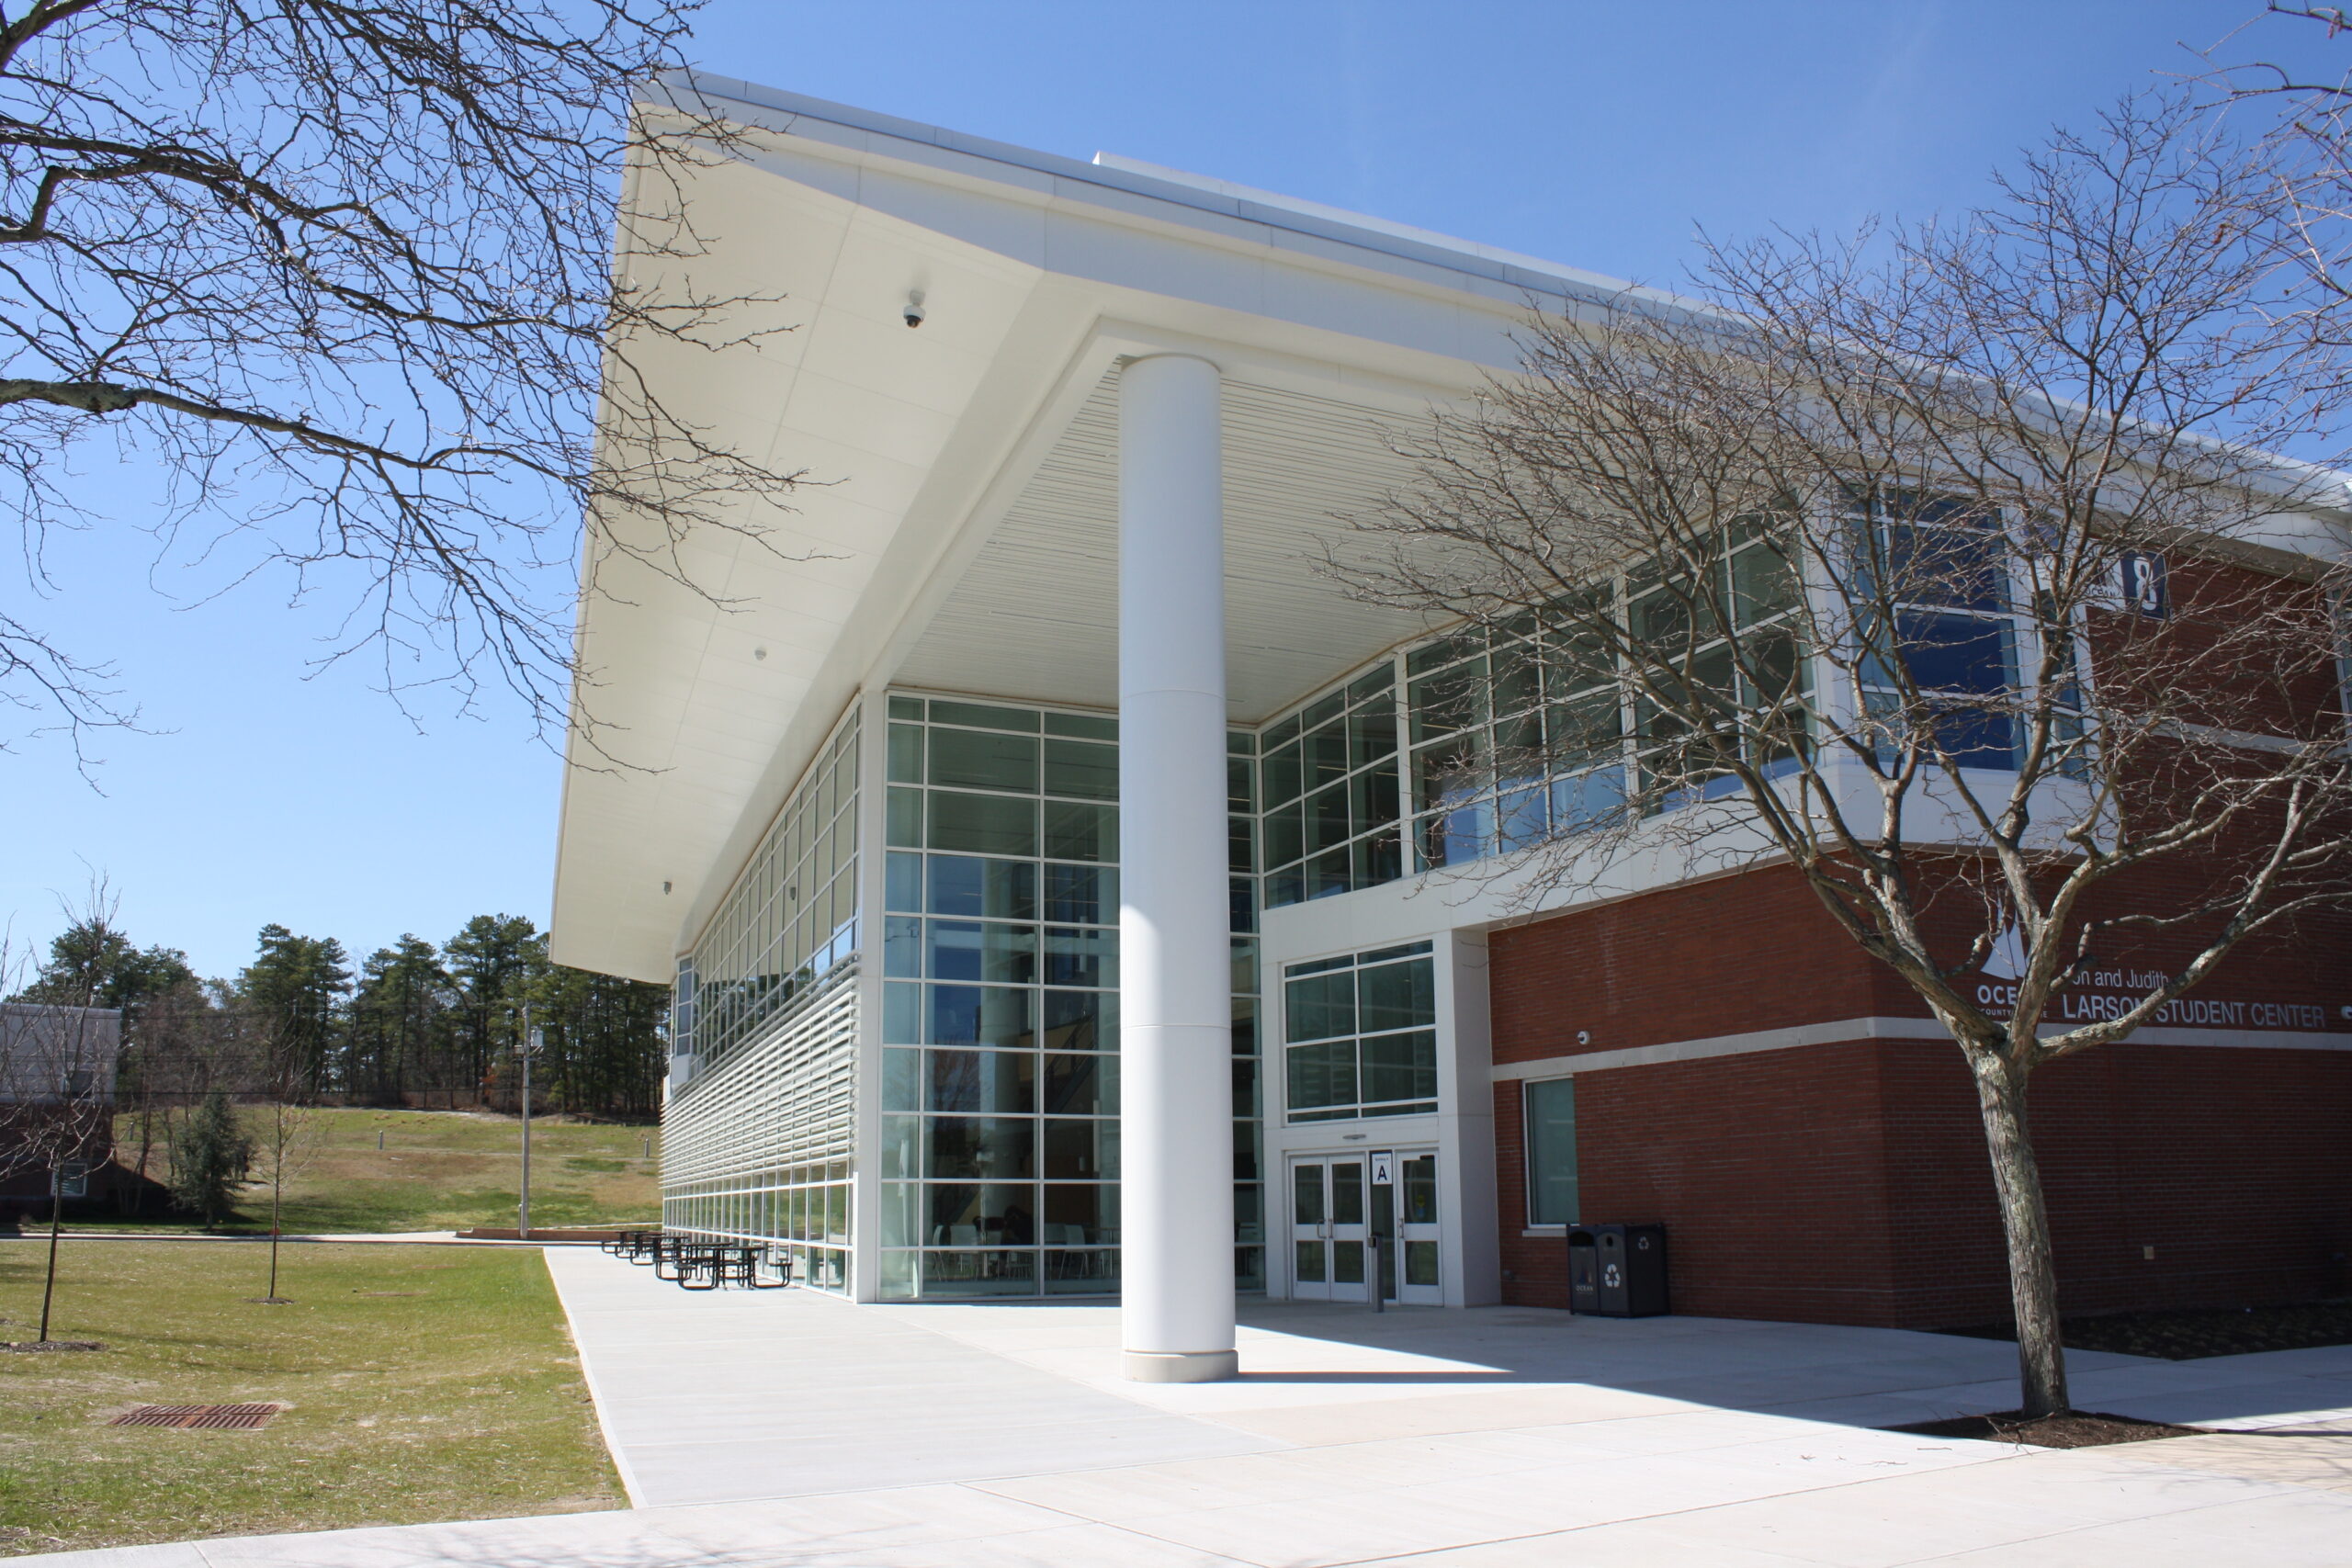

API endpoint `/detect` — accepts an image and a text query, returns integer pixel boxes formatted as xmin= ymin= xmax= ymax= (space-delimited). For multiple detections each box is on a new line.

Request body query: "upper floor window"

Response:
xmin=1847 ymin=489 xmax=2039 ymax=771
xmin=1283 ymin=942 xmax=1437 ymax=1122
xmin=1258 ymin=669 xmax=1403 ymax=908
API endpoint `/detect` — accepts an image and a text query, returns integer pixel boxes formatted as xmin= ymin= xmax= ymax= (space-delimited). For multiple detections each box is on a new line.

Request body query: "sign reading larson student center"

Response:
xmin=552 ymin=78 xmax=2352 ymax=1381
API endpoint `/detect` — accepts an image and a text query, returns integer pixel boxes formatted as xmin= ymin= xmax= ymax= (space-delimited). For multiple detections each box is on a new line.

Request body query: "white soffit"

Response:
xmin=553 ymin=152 xmax=1060 ymax=981
xmin=893 ymin=371 xmax=1441 ymax=717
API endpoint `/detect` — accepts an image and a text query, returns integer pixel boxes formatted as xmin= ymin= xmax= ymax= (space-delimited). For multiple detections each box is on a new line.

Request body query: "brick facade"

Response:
xmin=1488 ymin=865 xmax=2352 ymax=1327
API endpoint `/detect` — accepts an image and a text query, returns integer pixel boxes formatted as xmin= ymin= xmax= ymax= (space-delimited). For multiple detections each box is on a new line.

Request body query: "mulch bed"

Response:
xmin=1892 ymin=1409 xmax=2205 ymax=1448
xmin=1941 ymin=1300 xmax=2352 ymax=1360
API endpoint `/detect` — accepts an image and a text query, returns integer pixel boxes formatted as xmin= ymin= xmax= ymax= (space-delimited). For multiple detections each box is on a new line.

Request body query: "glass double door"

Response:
xmin=1290 ymin=1151 xmax=1441 ymax=1304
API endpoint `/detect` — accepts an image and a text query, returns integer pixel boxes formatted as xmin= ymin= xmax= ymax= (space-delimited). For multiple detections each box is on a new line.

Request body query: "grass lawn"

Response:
xmin=0 ymin=1240 xmax=623 ymax=1555
xmin=95 ymin=1107 xmax=660 ymax=1234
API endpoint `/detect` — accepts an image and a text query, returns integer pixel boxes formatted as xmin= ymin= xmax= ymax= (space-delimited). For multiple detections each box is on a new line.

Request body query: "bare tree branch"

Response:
xmin=0 ymin=2 xmax=810 ymax=766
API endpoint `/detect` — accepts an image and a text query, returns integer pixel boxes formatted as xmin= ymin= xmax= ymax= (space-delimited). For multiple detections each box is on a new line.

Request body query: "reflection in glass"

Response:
xmin=928 ymin=856 xmax=1035 ymax=919
xmin=1042 ymin=1117 xmax=1118 ymax=1179
xmin=925 ymin=1049 xmax=1035 ymax=1113
xmin=926 ymin=1182 xmax=1036 ymax=1246
xmin=1285 ymin=971 xmax=1355 ymax=1043
xmin=1330 ymin=1163 xmax=1364 ymax=1225
xmin=1041 ymin=1183 xmax=1117 ymax=1244
xmin=1043 ymin=926 xmax=1114 ymax=987
xmin=1404 ymin=1155 xmax=1438 ymax=1224
xmin=883 ymin=916 xmax=922 ymax=977
xmin=1043 ymin=799 xmax=1116 ymax=862
xmin=886 ymin=852 xmax=923 ymax=912
xmin=928 ymin=792 xmax=1038 ymax=856
xmin=925 ymin=1116 xmax=1036 ymax=1179
xmin=928 ymin=728 xmax=1040 ymax=793
xmin=1042 ymin=988 xmax=1115 ymax=1052
xmin=881 ymin=1048 xmax=920 ymax=1111
xmin=928 ymin=920 xmax=1038 ymax=984
xmin=918 ymin=1249 xmax=1037 ymax=1296
xmin=888 ymin=723 xmax=923 ymax=784
xmin=927 ymin=985 xmax=1033 ymax=1048
xmin=1043 ymin=739 xmax=1118 ymax=799
xmin=1045 ymin=1249 xmax=1120 ymax=1294
xmin=1293 ymin=1162 xmax=1324 ymax=1225
xmin=1042 ymin=863 xmax=1114 ymax=924
xmin=1041 ymin=1052 xmax=1115 ymax=1115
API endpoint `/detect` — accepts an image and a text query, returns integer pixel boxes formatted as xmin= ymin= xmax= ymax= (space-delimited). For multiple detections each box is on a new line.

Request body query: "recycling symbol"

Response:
xmin=1602 ymin=1263 xmax=1623 ymax=1289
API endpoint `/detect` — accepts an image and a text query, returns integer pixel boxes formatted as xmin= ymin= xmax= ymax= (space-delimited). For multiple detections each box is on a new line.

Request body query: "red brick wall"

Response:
xmin=1489 ymin=864 xmax=1883 ymax=1066
xmin=1489 ymin=865 xmax=2352 ymax=1327
xmin=1875 ymin=1040 xmax=2352 ymax=1325
xmin=1497 ymin=1043 xmax=1905 ymax=1323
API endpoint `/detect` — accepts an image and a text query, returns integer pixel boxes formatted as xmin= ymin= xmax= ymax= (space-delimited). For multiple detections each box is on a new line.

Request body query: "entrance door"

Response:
xmin=1289 ymin=1156 xmax=1369 ymax=1303
xmin=1290 ymin=1151 xmax=1442 ymax=1304
xmin=1396 ymin=1152 xmax=1442 ymax=1305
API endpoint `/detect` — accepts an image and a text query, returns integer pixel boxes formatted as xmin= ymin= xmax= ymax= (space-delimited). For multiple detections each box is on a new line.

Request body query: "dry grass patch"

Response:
xmin=96 ymin=1107 xmax=659 ymax=1234
xmin=0 ymin=1240 xmax=621 ymax=1554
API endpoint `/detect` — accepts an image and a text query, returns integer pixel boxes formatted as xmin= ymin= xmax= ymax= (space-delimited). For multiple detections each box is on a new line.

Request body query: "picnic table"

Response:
xmin=657 ymin=1238 xmax=782 ymax=1290
xmin=605 ymin=1229 xmax=786 ymax=1289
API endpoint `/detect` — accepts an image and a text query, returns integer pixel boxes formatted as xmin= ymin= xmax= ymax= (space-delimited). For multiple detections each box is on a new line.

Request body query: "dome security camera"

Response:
xmin=903 ymin=290 xmax=926 ymax=328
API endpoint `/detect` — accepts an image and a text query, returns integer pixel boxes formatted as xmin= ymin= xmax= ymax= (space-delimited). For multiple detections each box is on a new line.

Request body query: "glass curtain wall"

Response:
xmin=682 ymin=714 xmax=864 ymax=1063
xmin=877 ymin=694 xmax=1265 ymax=1301
xmin=1228 ymin=731 xmax=1264 ymax=1292
xmin=1257 ymin=522 xmax=1813 ymax=903
xmin=878 ymin=694 xmax=1119 ymax=1300
xmin=1257 ymin=668 xmax=1403 ymax=908
xmin=662 ymin=709 xmax=862 ymax=1291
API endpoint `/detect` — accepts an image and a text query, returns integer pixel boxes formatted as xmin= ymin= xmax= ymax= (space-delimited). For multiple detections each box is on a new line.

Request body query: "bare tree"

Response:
xmin=1344 ymin=96 xmax=2352 ymax=1418
xmin=116 ymin=973 xmax=232 ymax=1207
xmin=0 ymin=964 xmax=122 ymax=1345
xmin=245 ymin=1094 xmax=318 ymax=1304
xmin=0 ymin=2 xmax=802 ymax=764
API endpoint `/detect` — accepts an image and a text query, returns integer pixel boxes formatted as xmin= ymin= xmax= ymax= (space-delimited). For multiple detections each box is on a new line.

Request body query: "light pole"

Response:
xmin=518 ymin=1012 xmax=540 ymax=1240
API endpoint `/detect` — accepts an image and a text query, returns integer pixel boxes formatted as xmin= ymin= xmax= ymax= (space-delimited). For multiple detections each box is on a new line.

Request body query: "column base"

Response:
xmin=1124 ymin=1348 xmax=1239 ymax=1383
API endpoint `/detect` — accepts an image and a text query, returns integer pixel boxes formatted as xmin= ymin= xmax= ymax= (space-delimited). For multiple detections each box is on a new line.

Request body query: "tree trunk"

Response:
xmin=38 ymin=1183 xmax=63 ymax=1343
xmin=127 ymin=1108 xmax=153 ymax=1216
xmin=1972 ymin=1053 xmax=2069 ymax=1417
xmin=267 ymin=1163 xmax=282 ymax=1302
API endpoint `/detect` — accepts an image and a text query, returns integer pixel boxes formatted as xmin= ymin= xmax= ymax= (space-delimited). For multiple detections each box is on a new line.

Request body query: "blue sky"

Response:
xmin=2 ymin=1 xmax=2334 ymax=983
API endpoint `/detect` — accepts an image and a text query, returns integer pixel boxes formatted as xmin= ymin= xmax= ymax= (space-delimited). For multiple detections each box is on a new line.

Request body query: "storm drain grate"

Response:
xmin=110 ymin=1403 xmax=284 ymax=1430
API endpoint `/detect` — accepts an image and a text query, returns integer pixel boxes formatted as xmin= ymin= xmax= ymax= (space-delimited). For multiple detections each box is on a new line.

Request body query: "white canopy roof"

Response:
xmin=550 ymin=76 xmax=1642 ymax=983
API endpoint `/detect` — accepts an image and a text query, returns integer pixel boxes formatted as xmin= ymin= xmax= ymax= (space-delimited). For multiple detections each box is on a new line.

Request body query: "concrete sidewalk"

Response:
xmin=31 ymin=1249 xmax=2352 ymax=1566
xmin=549 ymin=1247 xmax=1274 ymax=1506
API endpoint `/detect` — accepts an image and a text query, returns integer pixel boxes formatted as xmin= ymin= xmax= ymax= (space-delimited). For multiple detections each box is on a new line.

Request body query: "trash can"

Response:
xmin=1566 ymin=1223 xmax=1668 ymax=1317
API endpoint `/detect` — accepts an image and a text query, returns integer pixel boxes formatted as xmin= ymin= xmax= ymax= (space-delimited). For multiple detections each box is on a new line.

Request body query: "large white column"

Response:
xmin=1118 ymin=353 xmax=1237 ymax=1383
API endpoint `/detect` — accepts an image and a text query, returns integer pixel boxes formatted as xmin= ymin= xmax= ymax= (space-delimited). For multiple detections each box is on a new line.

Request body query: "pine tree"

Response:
xmin=532 ymin=963 xmax=668 ymax=1119
xmin=170 ymin=1089 xmax=253 ymax=1226
xmin=235 ymin=925 xmax=349 ymax=1096
xmin=13 ymin=917 xmax=198 ymax=1025
xmin=345 ymin=937 xmax=454 ymax=1103
xmin=445 ymin=916 xmax=539 ymax=1096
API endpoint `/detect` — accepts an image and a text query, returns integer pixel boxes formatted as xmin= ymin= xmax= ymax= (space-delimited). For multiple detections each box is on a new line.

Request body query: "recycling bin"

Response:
xmin=1566 ymin=1223 xmax=1668 ymax=1316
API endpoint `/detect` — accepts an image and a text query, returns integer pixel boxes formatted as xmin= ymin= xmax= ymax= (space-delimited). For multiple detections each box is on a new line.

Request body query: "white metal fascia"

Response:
xmin=657 ymin=73 xmax=1654 ymax=320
